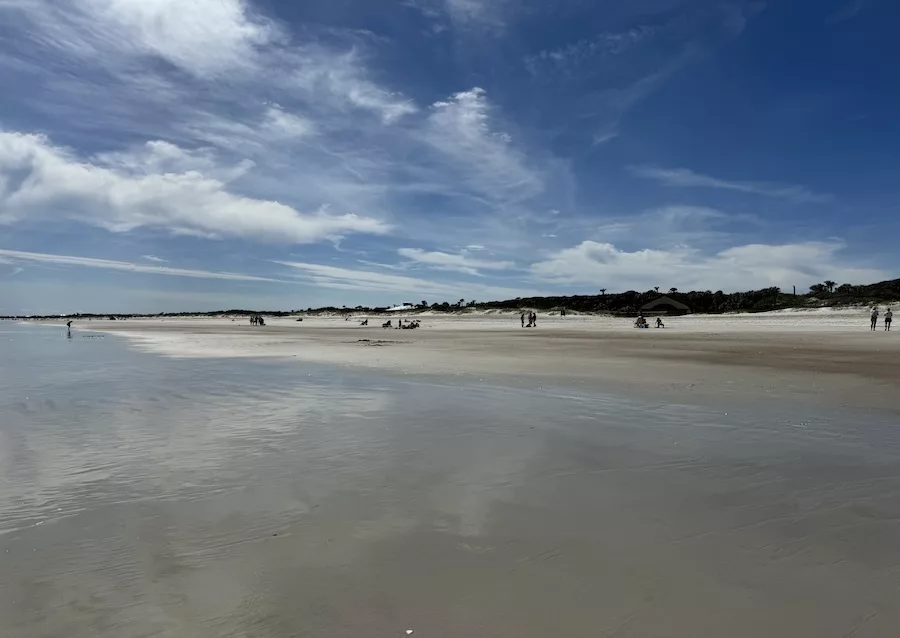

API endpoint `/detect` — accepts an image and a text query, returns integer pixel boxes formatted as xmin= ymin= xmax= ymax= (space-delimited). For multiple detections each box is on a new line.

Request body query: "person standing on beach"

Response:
xmin=531 ymin=312 xmax=537 ymax=328
xmin=871 ymin=307 xmax=879 ymax=331
xmin=885 ymin=308 xmax=893 ymax=331
xmin=521 ymin=312 xmax=525 ymax=328
xmin=66 ymin=320 xmax=72 ymax=337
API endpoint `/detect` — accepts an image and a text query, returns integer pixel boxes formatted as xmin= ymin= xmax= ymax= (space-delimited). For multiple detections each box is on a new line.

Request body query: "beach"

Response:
xmin=2 ymin=314 xmax=900 ymax=637
xmin=77 ymin=309 xmax=900 ymax=411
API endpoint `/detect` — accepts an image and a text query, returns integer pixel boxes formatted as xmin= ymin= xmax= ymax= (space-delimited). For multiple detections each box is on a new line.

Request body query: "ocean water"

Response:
xmin=2 ymin=322 xmax=900 ymax=637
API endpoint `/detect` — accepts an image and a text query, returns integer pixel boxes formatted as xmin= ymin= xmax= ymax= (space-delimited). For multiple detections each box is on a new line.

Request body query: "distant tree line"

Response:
xmin=478 ymin=278 xmax=900 ymax=315
xmin=4 ymin=279 xmax=898 ymax=320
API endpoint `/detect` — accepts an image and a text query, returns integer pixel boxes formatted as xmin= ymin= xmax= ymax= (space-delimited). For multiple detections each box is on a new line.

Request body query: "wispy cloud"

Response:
xmin=141 ymin=255 xmax=168 ymax=263
xmin=6 ymin=0 xmax=277 ymax=79
xmin=592 ymin=131 xmax=620 ymax=146
xmin=421 ymin=88 xmax=543 ymax=203
xmin=0 ymin=249 xmax=289 ymax=283
xmin=826 ymin=0 xmax=866 ymax=24
xmin=444 ymin=0 xmax=507 ymax=26
xmin=525 ymin=27 xmax=658 ymax=77
xmin=407 ymin=0 xmax=511 ymax=30
xmin=0 ymin=2 xmax=417 ymax=140
xmin=398 ymin=248 xmax=514 ymax=275
xmin=275 ymin=260 xmax=535 ymax=299
xmin=592 ymin=205 xmax=751 ymax=249
xmin=628 ymin=166 xmax=834 ymax=203
xmin=290 ymin=48 xmax=418 ymax=124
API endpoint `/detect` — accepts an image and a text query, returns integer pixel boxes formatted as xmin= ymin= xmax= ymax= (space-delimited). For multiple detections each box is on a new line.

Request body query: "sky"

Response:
xmin=1 ymin=0 xmax=898 ymax=313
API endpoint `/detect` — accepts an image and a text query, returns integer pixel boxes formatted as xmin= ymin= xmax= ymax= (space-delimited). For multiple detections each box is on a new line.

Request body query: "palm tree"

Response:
xmin=599 ymin=288 xmax=607 ymax=296
xmin=654 ymin=286 xmax=659 ymax=292
xmin=669 ymin=287 xmax=678 ymax=294
xmin=824 ymin=280 xmax=836 ymax=293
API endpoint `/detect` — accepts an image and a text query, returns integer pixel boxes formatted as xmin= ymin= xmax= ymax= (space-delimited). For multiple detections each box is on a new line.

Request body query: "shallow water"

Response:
xmin=2 ymin=322 xmax=900 ymax=637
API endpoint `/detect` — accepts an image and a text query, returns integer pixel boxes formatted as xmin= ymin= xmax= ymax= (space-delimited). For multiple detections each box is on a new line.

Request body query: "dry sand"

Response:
xmin=65 ymin=309 xmax=900 ymax=411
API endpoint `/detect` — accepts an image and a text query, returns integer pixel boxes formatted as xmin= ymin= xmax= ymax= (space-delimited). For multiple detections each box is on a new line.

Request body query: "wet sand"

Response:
xmin=80 ymin=313 xmax=900 ymax=411
xmin=4 ymin=319 xmax=900 ymax=637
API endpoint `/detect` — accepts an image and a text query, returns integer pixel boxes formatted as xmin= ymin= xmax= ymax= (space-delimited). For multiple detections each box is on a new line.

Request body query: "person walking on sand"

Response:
xmin=520 ymin=312 xmax=525 ymax=328
xmin=871 ymin=307 xmax=879 ymax=331
xmin=885 ymin=308 xmax=893 ymax=331
xmin=531 ymin=311 xmax=537 ymax=328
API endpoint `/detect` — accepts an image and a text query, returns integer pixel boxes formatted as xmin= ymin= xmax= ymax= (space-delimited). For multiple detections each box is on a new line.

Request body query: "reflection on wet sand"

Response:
xmin=2 ymin=324 xmax=900 ymax=637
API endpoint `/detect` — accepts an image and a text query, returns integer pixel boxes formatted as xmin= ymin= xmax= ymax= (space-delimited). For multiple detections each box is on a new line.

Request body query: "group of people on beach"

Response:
xmin=249 ymin=316 xmax=265 ymax=326
xmin=634 ymin=314 xmax=665 ymax=329
xmin=382 ymin=318 xmax=420 ymax=330
xmin=520 ymin=312 xmax=538 ymax=328
xmin=871 ymin=307 xmax=893 ymax=331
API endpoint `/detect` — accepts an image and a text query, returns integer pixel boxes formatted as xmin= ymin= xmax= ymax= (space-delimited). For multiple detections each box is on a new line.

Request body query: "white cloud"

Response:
xmin=141 ymin=255 xmax=167 ymax=263
xmin=12 ymin=0 xmax=276 ymax=78
xmin=291 ymin=49 xmax=418 ymax=123
xmin=0 ymin=249 xmax=289 ymax=283
xmin=276 ymin=260 xmax=536 ymax=299
xmin=422 ymin=88 xmax=543 ymax=202
xmin=398 ymin=248 xmax=514 ymax=275
xmin=95 ymin=140 xmax=223 ymax=175
xmin=262 ymin=105 xmax=316 ymax=138
xmin=0 ymin=132 xmax=389 ymax=243
xmin=1 ymin=0 xmax=554 ymax=254
xmin=531 ymin=240 xmax=886 ymax=292
xmin=629 ymin=166 xmax=833 ymax=203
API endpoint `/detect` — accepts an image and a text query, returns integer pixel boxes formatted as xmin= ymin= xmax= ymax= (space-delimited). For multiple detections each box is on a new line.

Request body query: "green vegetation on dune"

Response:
xmin=483 ymin=278 xmax=900 ymax=315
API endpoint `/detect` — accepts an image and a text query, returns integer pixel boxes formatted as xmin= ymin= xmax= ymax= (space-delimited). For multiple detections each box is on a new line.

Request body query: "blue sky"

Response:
xmin=0 ymin=0 xmax=897 ymax=313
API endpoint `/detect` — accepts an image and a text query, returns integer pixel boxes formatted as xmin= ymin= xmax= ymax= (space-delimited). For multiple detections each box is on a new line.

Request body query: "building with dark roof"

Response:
xmin=640 ymin=295 xmax=692 ymax=315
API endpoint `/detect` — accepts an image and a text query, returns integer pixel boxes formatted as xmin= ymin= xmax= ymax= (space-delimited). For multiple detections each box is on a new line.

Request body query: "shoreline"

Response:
xmin=41 ymin=313 xmax=900 ymax=412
